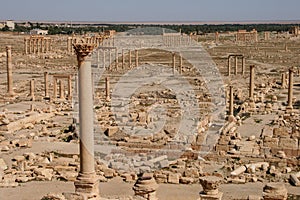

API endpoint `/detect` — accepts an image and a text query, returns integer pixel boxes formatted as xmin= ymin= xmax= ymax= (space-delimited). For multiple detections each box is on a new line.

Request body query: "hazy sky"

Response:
xmin=1 ymin=0 xmax=300 ymax=22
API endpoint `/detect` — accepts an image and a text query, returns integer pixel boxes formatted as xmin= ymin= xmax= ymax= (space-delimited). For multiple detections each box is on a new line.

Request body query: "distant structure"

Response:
xmin=236 ymin=29 xmax=258 ymax=42
xmin=30 ymin=29 xmax=48 ymax=35
xmin=290 ymin=26 xmax=299 ymax=37
xmin=0 ymin=20 xmax=15 ymax=30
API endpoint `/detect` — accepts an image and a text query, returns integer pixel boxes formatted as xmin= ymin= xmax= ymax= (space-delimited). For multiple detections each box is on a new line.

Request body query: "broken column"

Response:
xmin=105 ymin=77 xmax=110 ymax=101
xmin=73 ymin=43 xmax=99 ymax=197
xmin=263 ymin=183 xmax=287 ymax=200
xmin=287 ymin=68 xmax=294 ymax=110
xmin=133 ymin=173 xmax=158 ymax=200
xmin=281 ymin=73 xmax=286 ymax=88
xmin=199 ymin=176 xmax=223 ymax=200
xmin=6 ymin=46 xmax=14 ymax=96
xmin=249 ymin=65 xmax=255 ymax=99
xmin=30 ymin=79 xmax=35 ymax=101
xmin=215 ymin=32 xmax=219 ymax=43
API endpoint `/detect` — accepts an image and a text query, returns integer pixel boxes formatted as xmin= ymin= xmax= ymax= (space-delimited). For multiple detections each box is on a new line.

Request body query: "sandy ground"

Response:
xmin=0 ymin=177 xmax=299 ymax=200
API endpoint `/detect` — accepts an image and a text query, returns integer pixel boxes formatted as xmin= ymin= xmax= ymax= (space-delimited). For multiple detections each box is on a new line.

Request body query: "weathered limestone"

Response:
xmin=122 ymin=49 xmax=125 ymax=69
xmin=215 ymin=32 xmax=219 ymax=43
xmin=287 ymin=68 xmax=294 ymax=110
xmin=115 ymin=49 xmax=119 ymax=70
xmin=236 ymin=29 xmax=258 ymax=42
xmin=6 ymin=46 xmax=14 ymax=96
xmin=44 ymin=72 xmax=49 ymax=98
xmin=264 ymin=32 xmax=270 ymax=40
xmin=172 ymin=52 xmax=176 ymax=74
xmin=30 ymin=79 xmax=35 ymax=101
xmin=199 ymin=176 xmax=223 ymax=200
xmin=24 ymin=36 xmax=52 ymax=54
xmin=249 ymin=65 xmax=255 ymax=99
xmin=68 ymin=75 xmax=72 ymax=100
xmin=179 ymin=54 xmax=183 ymax=74
xmin=290 ymin=173 xmax=300 ymax=186
xmin=129 ymin=50 xmax=132 ymax=69
xmin=263 ymin=183 xmax=287 ymax=200
xmin=228 ymin=55 xmax=245 ymax=76
xmin=133 ymin=173 xmax=158 ymax=200
xmin=105 ymin=77 xmax=110 ymax=101
xmin=73 ymin=43 xmax=99 ymax=197
xmin=281 ymin=73 xmax=286 ymax=88
xmin=228 ymin=86 xmax=234 ymax=121
xmin=59 ymin=80 xmax=65 ymax=99
xmin=135 ymin=49 xmax=139 ymax=67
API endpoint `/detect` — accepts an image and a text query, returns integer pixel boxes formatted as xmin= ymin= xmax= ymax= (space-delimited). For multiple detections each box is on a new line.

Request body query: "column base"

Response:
xmin=199 ymin=192 xmax=223 ymax=200
xmin=74 ymin=172 xmax=99 ymax=196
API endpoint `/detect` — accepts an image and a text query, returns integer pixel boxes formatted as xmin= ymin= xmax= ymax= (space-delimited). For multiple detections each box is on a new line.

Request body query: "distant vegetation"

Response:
xmin=4 ymin=22 xmax=299 ymax=35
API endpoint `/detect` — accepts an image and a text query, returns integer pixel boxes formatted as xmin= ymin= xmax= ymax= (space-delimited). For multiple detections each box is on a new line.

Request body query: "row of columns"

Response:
xmin=236 ymin=30 xmax=258 ymax=42
xmin=172 ymin=52 xmax=183 ymax=74
xmin=67 ymin=35 xmax=114 ymax=54
xmin=52 ymin=74 xmax=72 ymax=100
xmin=228 ymin=55 xmax=245 ymax=76
xmin=97 ymin=48 xmax=140 ymax=71
xmin=162 ymin=34 xmax=192 ymax=46
xmin=24 ymin=36 xmax=52 ymax=54
xmin=228 ymin=66 xmax=295 ymax=120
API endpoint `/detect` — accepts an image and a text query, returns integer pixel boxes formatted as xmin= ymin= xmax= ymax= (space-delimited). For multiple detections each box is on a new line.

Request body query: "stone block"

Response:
xmin=168 ymin=173 xmax=180 ymax=184
xmin=279 ymin=138 xmax=298 ymax=149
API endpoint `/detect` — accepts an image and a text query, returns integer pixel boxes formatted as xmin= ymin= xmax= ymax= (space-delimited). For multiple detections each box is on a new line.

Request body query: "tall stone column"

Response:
xmin=59 ymin=80 xmax=65 ymax=99
xmin=135 ymin=49 xmax=139 ymax=67
xmin=73 ymin=43 xmax=99 ymax=197
xmin=53 ymin=78 xmax=57 ymax=99
xmin=129 ymin=50 xmax=132 ymax=69
xmin=115 ymin=49 xmax=118 ymax=71
xmin=215 ymin=32 xmax=219 ymax=43
xmin=235 ymin=56 xmax=238 ymax=75
xmin=172 ymin=52 xmax=176 ymax=74
xmin=24 ymin=38 xmax=28 ymax=54
xmin=97 ymin=49 xmax=100 ymax=68
xmin=109 ymin=49 xmax=112 ymax=71
xmin=105 ymin=77 xmax=110 ymax=101
xmin=179 ymin=54 xmax=183 ymax=74
xmin=67 ymin=37 xmax=71 ymax=53
xmin=6 ymin=46 xmax=14 ymax=96
xmin=228 ymin=56 xmax=231 ymax=76
xmin=68 ymin=75 xmax=72 ymax=101
xmin=241 ymin=57 xmax=245 ymax=76
xmin=249 ymin=65 xmax=255 ymax=99
xmin=287 ymin=68 xmax=294 ymax=110
xmin=229 ymin=86 xmax=234 ymax=119
xmin=281 ymin=73 xmax=286 ymax=88
xmin=30 ymin=79 xmax=35 ymax=101
xmin=44 ymin=72 xmax=49 ymax=98
xmin=122 ymin=49 xmax=125 ymax=69
xmin=33 ymin=39 xmax=36 ymax=54
xmin=29 ymin=39 xmax=33 ymax=54
xmin=102 ymin=50 xmax=106 ymax=69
